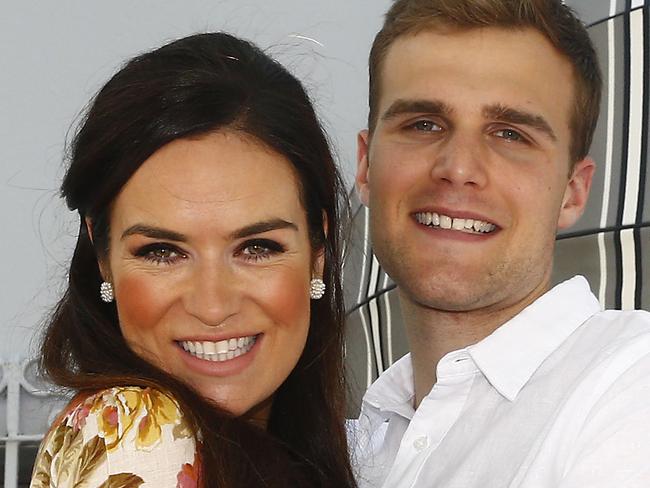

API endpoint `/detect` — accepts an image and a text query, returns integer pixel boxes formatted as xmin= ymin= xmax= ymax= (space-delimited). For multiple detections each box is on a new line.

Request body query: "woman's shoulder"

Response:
xmin=31 ymin=386 xmax=200 ymax=488
xmin=67 ymin=386 xmax=190 ymax=447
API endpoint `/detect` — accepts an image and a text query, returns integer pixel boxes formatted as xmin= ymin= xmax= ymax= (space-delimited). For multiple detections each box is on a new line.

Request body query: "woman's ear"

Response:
xmin=85 ymin=217 xmax=110 ymax=281
xmin=85 ymin=217 xmax=95 ymax=244
xmin=313 ymin=211 xmax=328 ymax=277
xmin=313 ymin=246 xmax=326 ymax=278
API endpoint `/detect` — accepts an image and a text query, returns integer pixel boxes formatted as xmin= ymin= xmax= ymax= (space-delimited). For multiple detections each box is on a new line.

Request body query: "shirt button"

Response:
xmin=413 ymin=435 xmax=429 ymax=452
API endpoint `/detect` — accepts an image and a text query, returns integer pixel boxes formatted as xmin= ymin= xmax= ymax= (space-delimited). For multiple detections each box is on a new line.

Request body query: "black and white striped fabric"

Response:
xmin=342 ymin=1 xmax=650 ymax=414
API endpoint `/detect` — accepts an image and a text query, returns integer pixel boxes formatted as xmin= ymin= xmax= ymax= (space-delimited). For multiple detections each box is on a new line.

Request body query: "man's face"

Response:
xmin=356 ymin=27 xmax=594 ymax=314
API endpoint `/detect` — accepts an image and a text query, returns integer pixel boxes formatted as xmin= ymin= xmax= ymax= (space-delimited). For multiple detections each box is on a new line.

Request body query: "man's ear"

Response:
xmin=85 ymin=217 xmax=110 ymax=281
xmin=356 ymin=130 xmax=371 ymax=207
xmin=557 ymin=157 xmax=596 ymax=229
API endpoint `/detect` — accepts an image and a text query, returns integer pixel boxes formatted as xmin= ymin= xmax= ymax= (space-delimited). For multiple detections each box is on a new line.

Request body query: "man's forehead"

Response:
xmin=376 ymin=26 xmax=575 ymax=124
xmin=384 ymin=24 xmax=556 ymax=62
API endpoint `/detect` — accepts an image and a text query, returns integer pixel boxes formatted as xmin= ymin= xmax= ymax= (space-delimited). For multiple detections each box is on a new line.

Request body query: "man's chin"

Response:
xmin=399 ymin=279 xmax=504 ymax=313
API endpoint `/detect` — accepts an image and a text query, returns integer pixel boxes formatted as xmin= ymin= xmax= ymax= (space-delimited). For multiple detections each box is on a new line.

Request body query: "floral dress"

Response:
xmin=30 ymin=386 xmax=201 ymax=488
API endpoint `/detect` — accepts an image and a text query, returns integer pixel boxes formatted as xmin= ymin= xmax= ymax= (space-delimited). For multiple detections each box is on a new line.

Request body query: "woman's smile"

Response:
xmin=178 ymin=335 xmax=258 ymax=362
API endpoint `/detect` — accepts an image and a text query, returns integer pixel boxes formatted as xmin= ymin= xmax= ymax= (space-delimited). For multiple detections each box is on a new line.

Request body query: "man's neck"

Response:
xmin=401 ymin=281 xmax=550 ymax=408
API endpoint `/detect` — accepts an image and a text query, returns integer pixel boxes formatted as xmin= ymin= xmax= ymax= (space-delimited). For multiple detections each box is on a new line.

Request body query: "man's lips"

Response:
xmin=414 ymin=211 xmax=498 ymax=234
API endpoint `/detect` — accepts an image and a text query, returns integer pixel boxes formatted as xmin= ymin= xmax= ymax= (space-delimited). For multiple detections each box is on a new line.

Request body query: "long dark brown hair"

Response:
xmin=40 ymin=32 xmax=356 ymax=488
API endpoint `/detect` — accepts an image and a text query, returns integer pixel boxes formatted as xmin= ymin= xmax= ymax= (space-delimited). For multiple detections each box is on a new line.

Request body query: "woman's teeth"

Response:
xmin=180 ymin=336 xmax=257 ymax=362
xmin=415 ymin=212 xmax=496 ymax=233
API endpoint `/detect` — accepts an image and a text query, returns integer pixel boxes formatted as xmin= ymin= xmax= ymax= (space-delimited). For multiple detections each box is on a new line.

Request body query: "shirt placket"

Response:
xmin=382 ymin=353 xmax=478 ymax=488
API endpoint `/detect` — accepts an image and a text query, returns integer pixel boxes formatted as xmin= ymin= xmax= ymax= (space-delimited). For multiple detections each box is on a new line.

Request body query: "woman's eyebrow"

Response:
xmin=120 ymin=218 xmax=298 ymax=242
xmin=229 ymin=219 xmax=298 ymax=239
xmin=121 ymin=224 xmax=187 ymax=242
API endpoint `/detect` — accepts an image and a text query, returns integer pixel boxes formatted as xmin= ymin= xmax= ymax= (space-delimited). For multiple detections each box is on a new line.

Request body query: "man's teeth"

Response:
xmin=180 ymin=336 xmax=257 ymax=362
xmin=415 ymin=212 xmax=496 ymax=233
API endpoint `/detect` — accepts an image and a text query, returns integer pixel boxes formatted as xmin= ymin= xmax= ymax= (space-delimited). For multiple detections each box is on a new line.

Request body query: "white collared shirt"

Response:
xmin=350 ymin=276 xmax=650 ymax=487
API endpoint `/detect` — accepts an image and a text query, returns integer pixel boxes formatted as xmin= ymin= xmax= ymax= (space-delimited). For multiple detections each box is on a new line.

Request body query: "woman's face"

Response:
xmin=100 ymin=131 xmax=321 ymax=423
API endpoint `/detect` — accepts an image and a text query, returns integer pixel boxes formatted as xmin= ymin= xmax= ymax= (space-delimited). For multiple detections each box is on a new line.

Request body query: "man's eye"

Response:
xmin=494 ymin=128 xmax=525 ymax=142
xmin=410 ymin=120 xmax=442 ymax=132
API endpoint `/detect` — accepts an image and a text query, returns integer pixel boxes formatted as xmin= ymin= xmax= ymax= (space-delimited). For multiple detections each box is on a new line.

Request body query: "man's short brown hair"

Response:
xmin=368 ymin=0 xmax=602 ymax=163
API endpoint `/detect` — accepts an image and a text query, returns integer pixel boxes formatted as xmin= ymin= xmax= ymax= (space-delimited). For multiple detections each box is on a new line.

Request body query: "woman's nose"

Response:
xmin=182 ymin=264 xmax=239 ymax=327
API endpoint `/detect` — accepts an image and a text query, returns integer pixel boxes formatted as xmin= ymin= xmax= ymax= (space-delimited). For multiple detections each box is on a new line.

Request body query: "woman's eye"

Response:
xmin=243 ymin=244 xmax=269 ymax=256
xmin=494 ymin=128 xmax=526 ymax=143
xmin=136 ymin=244 xmax=185 ymax=265
xmin=240 ymin=239 xmax=284 ymax=262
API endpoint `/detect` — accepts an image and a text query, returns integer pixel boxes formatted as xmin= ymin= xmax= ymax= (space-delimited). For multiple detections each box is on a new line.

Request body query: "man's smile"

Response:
xmin=414 ymin=211 xmax=498 ymax=234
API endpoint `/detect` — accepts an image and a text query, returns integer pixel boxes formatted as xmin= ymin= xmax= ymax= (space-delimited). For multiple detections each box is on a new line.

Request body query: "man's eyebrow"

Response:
xmin=229 ymin=219 xmax=298 ymax=239
xmin=483 ymin=104 xmax=557 ymax=141
xmin=381 ymin=99 xmax=454 ymax=121
xmin=121 ymin=219 xmax=299 ymax=242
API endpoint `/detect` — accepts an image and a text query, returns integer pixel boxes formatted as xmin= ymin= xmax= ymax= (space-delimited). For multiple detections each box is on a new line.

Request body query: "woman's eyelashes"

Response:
xmin=135 ymin=243 xmax=187 ymax=266
xmin=132 ymin=238 xmax=286 ymax=266
xmin=237 ymin=238 xmax=286 ymax=262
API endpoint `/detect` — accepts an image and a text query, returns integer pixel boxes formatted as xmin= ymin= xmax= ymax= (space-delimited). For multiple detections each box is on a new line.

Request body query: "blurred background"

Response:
xmin=1 ymin=0 xmax=647 ymax=486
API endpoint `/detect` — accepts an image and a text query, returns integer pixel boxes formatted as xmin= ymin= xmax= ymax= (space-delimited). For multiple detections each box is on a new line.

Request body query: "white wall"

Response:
xmin=0 ymin=0 xmax=391 ymax=362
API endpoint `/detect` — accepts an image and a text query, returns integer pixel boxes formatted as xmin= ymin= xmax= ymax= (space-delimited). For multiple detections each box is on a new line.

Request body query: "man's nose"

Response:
xmin=429 ymin=131 xmax=489 ymax=188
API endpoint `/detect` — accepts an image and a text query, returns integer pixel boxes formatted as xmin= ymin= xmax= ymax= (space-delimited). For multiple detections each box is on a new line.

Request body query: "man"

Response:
xmin=352 ymin=0 xmax=650 ymax=486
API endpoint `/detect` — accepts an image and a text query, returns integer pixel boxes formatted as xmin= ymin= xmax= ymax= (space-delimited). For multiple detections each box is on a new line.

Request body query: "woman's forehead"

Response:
xmin=110 ymin=132 xmax=307 ymax=237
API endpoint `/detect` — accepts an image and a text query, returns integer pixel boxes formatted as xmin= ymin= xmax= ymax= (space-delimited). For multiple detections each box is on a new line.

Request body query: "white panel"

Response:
xmin=598 ymin=14 xmax=618 ymax=304
xmin=622 ymin=9 xmax=644 ymax=225
xmin=357 ymin=206 xmax=371 ymax=303
xmin=620 ymin=229 xmax=637 ymax=310
xmin=369 ymin=256 xmax=384 ymax=373
xmin=382 ymin=273 xmax=394 ymax=366
xmin=357 ymin=307 xmax=374 ymax=389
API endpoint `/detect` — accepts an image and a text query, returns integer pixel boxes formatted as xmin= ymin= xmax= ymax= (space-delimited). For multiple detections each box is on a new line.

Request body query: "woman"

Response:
xmin=30 ymin=32 xmax=355 ymax=488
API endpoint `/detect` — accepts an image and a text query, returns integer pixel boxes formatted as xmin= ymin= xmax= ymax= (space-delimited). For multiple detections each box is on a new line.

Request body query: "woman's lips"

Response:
xmin=175 ymin=334 xmax=263 ymax=377
xmin=178 ymin=335 xmax=258 ymax=362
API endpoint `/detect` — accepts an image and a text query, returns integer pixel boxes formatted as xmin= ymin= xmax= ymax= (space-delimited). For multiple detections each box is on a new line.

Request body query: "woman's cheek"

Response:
xmin=258 ymin=267 xmax=311 ymax=328
xmin=115 ymin=273 xmax=173 ymax=336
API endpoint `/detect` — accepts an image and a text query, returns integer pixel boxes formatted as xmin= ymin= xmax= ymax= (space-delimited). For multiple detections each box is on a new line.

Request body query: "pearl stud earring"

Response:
xmin=310 ymin=278 xmax=326 ymax=300
xmin=100 ymin=281 xmax=114 ymax=303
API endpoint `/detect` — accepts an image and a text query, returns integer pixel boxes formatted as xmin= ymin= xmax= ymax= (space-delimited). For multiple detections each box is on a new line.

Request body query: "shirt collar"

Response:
xmin=468 ymin=275 xmax=601 ymax=401
xmin=360 ymin=276 xmax=601 ymax=416
xmin=362 ymin=353 xmax=416 ymax=420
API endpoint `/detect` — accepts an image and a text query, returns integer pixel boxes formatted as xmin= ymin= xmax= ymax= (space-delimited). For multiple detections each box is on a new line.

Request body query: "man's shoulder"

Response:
xmin=565 ymin=307 xmax=650 ymax=366
xmin=583 ymin=307 xmax=650 ymax=346
xmin=597 ymin=307 xmax=650 ymax=323
xmin=564 ymin=308 xmax=650 ymax=397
